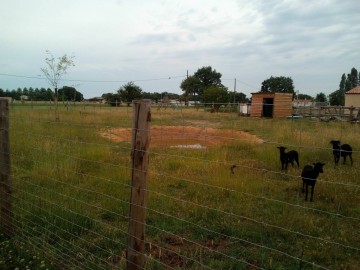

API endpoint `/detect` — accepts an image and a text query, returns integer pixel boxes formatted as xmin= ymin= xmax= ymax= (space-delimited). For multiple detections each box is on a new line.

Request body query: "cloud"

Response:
xmin=0 ymin=0 xmax=359 ymax=98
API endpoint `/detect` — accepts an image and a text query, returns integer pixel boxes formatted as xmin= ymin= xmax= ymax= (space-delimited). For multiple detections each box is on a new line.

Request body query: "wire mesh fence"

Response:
xmin=1 ymin=98 xmax=359 ymax=269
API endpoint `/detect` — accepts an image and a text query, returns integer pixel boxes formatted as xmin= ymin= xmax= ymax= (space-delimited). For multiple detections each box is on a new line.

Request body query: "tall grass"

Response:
xmin=1 ymin=105 xmax=359 ymax=269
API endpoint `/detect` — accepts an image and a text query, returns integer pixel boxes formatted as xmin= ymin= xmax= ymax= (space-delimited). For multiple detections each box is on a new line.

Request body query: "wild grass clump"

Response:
xmin=0 ymin=234 xmax=54 ymax=270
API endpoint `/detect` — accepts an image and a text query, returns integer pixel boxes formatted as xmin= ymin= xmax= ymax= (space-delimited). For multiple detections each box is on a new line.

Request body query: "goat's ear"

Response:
xmin=313 ymin=163 xmax=316 ymax=166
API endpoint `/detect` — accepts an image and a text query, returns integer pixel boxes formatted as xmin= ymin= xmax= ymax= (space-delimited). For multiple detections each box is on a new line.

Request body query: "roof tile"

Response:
xmin=346 ymin=86 xmax=360 ymax=94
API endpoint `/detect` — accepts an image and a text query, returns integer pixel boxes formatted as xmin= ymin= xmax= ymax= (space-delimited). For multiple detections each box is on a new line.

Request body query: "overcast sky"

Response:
xmin=1 ymin=0 xmax=359 ymax=99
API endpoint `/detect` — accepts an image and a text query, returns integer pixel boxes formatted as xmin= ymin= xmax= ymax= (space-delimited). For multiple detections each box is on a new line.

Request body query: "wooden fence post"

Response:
xmin=127 ymin=100 xmax=151 ymax=270
xmin=0 ymin=98 xmax=14 ymax=237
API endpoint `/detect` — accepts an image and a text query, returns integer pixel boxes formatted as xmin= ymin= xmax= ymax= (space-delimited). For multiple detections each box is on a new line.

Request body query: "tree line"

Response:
xmin=0 ymin=86 xmax=83 ymax=102
xmin=3 ymin=54 xmax=358 ymax=107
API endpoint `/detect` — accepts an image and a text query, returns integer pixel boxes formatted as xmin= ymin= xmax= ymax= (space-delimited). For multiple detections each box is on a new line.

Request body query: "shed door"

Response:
xmin=263 ymin=98 xmax=274 ymax=117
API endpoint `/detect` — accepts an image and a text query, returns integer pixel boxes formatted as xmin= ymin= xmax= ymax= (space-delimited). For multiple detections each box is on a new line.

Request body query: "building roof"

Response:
xmin=346 ymin=86 xmax=360 ymax=94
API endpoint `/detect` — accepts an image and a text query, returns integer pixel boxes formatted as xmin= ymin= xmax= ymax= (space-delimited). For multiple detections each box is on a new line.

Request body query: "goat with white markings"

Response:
xmin=277 ymin=146 xmax=299 ymax=170
xmin=301 ymin=162 xmax=325 ymax=202
xmin=330 ymin=140 xmax=353 ymax=165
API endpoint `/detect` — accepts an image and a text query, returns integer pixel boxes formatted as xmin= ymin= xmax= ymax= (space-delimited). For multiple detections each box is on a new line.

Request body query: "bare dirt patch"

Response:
xmin=100 ymin=125 xmax=263 ymax=147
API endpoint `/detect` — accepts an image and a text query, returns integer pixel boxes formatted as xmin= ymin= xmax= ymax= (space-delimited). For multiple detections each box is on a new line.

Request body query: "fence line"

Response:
xmin=5 ymin=140 xmax=360 ymax=225
xmin=1 ymin=100 xmax=359 ymax=269
xmin=5 ymin=145 xmax=360 ymax=250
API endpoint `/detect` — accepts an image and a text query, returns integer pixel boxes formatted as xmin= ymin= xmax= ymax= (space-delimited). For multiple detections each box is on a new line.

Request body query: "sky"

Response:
xmin=1 ymin=0 xmax=359 ymax=99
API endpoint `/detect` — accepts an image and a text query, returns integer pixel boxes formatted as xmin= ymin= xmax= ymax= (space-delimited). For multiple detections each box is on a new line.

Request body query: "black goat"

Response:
xmin=301 ymin=162 xmax=325 ymax=202
xmin=330 ymin=140 xmax=353 ymax=165
xmin=277 ymin=146 xmax=299 ymax=170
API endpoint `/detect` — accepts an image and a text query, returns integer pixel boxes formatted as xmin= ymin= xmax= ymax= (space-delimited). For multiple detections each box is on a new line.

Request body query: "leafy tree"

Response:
xmin=339 ymin=68 xmax=359 ymax=92
xmin=297 ymin=93 xmax=313 ymax=100
xmin=349 ymin=67 xmax=358 ymax=89
xmin=58 ymin=86 xmax=83 ymax=101
xmin=102 ymin=93 xmax=121 ymax=106
xmin=15 ymin=88 xmax=22 ymax=99
xmin=314 ymin=92 xmax=327 ymax=102
xmin=229 ymin=92 xmax=248 ymax=103
xmin=39 ymin=88 xmax=53 ymax=101
xmin=194 ymin=66 xmax=222 ymax=91
xmin=180 ymin=66 xmax=223 ymax=101
xmin=339 ymin=73 xmax=346 ymax=92
xmin=202 ymin=86 xmax=229 ymax=109
xmin=260 ymin=76 xmax=295 ymax=94
xmin=329 ymin=90 xmax=344 ymax=106
xmin=41 ymin=50 xmax=75 ymax=120
xmin=118 ymin=82 xmax=143 ymax=106
xmin=180 ymin=75 xmax=202 ymax=100
xmin=142 ymin=92 xmax=162 ymax=103
xmin=345 ymin=74 xmax=352 ymax=91
xmin=160 ymin=92 xmax=180 ymax=100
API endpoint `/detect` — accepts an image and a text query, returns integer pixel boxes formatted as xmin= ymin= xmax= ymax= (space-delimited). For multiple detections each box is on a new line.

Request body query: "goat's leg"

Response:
xmin=305 ymin=185 xmax=308 ymax=201
xmin=349 ymin=154 xmax=353 ymax=165
xmin=284 ymin=163 xmax=288 ymax=170
xmin=302 ymin=181 xmax=305 ymax=193
xmin=343 ymin=155 xmax=346 ymax=164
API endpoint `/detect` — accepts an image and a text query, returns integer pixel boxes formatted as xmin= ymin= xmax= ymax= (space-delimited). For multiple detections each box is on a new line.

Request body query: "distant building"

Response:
xmin=345 ymin=86 xmax=360 ymax=107
xmin=87 ymin=97 xmax=105 ymax=103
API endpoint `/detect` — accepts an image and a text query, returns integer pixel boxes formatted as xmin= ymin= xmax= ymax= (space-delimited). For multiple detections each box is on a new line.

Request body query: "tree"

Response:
xmin=349 ymin=67 xmax=358 ymax=89
xmin=329 ymin=90 xmax=344 ymax=106
xmin=339 ymin=73 xmax=346 ymax=92
xmin=180 ymin=66 xmax=223 ymax=101
xmin=314 ymin=92 xmax=327 ymax=103
xmin=180 ymin=75 xmax=202 ymax=100
xmin=58 ymin=86 xmax=83 ymax=101
xmin=194 ymin=66 xmax=222 ymax=89
xmin=229 ymin=92 xmax=248 ymax=103
xmin=41 ymin=50 xmax=75 ymax=120
xmin=202 ymin=86 xmax=229 ymax=109
xmin=260 ymin=76 xmax=294 ymax=94
xmin=142 ymin=92 xmax=162 ymax=103
xmin=118 ymin=82 xmax=143 ymax=106
xmin=297 ymin=93 xmax=313 ymax=100
xmin=102 ymin=93 xmax=121 ymax=106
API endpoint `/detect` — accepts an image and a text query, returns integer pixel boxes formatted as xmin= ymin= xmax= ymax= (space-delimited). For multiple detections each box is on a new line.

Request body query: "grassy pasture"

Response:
xmin=1 ymin=104 xmax=359 ymax=269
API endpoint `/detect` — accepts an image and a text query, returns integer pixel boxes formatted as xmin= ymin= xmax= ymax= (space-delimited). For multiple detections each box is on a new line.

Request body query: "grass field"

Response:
xmin=1 ymin=104 xmax=359 ymax=269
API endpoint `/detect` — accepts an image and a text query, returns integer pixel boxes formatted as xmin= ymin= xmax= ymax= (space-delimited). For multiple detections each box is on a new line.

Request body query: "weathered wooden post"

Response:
xmin=349 ymin=106 xmax=355 ymax=121
xmin=127 ymin=99 xmax=151 ymax=270
xmin=0 ymin=98 xmax=14 ymax=237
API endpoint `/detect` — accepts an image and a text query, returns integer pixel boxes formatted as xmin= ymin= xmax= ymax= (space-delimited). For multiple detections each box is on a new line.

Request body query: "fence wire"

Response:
xmin=0 ymin=100 xmax=359 ymax=269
